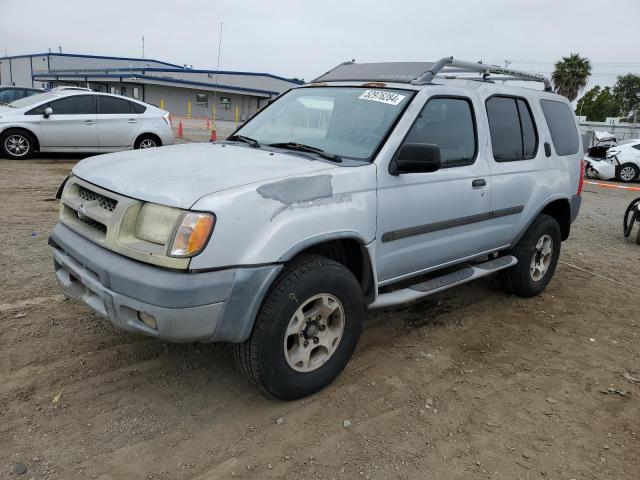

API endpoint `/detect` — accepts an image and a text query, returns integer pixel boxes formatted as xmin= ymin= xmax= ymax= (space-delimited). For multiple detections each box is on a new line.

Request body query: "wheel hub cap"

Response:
xmin=283 ymin=293 xmax=345 ymax=373
xmin=530 ymin=234 xmax=553 ymax=281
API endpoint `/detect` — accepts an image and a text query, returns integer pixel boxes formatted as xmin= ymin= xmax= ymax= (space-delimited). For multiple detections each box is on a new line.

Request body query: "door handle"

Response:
xmin=544 ymin=142 xmax=552 ymax=157
xmin=127 ymin=119 xmax=139 ymax=124
xmin=472 ymin=179 xmax=486 ymax=188
xmin=83 ymin=120 xmax=95 ymax=125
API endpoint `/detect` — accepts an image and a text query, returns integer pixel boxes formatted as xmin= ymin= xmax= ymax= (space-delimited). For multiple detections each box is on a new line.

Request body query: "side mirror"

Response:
xmin=43 ymin=107 xmax=53 ymax=118
xmin=390 ymin=143 xmax=442 ymax=175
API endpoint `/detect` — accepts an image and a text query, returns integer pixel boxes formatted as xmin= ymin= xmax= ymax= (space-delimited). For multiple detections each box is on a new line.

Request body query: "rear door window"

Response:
xmin=486 ymin=96 xmax=538 ymax=162
xmin=539 ymin=100 xmax=579 ymax=156
xmin=98 ymin=96 xmax=134 ymax=114
xmin=129 ymin=101 xmax=147 ymax=114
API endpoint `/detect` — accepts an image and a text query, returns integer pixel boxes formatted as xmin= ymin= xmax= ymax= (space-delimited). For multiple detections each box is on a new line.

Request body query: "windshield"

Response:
xmin=235 ymin=87 xmax=414 ymax=161
xmin=7 ymin=91 xmax=59 ymax=108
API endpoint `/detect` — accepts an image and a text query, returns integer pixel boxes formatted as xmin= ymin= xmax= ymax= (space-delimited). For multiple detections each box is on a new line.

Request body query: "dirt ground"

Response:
xmin=1 ymin=155 xmax=639 ymax=480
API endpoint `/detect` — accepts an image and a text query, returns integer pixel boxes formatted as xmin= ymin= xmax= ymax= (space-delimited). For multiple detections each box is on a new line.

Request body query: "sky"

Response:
xmin=2 ymin=0 xmax=639 ymax=97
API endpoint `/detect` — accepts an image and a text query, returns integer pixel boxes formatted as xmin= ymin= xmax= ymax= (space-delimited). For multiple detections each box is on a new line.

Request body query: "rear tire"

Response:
xmin=616 ymin=163 xmax=639 ymax=183
xmin=1 ymin=129 xmax=35 ymax=160
xmin=500 ymin=214 xmax=561 ymax=297
xmin=134 ymin=133 xmax=160 ymax=149
xmin=234 ymin=255 xmax=364 ymax=400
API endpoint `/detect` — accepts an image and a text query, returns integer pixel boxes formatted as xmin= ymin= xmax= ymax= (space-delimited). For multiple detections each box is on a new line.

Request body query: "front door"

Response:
xmin=376 ymin=92 xmax=493 ymax=284
xmin=40 ymin=95 xmax=98 ymax=148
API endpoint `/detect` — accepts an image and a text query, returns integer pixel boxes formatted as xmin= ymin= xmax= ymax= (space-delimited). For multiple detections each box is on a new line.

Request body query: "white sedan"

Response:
xmin=585 ymin=139 xmax=640 ymax=183
xmin=0 ymin=90 xmax=173 ymax=160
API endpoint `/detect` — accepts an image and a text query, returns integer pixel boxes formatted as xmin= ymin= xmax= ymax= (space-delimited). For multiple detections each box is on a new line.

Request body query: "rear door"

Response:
xmin=376 ymin=90 xmax=493 ymax=283
xmin=40 ymin=95 xmax=98 ymax=147
xmin=96 ymin=96 xmax=142 ymax=147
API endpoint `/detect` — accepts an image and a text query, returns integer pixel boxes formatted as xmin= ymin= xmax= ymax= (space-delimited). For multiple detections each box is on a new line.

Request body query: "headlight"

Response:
xmin=169 ymin=212 xmax=215 ymax=257
xmin=135 ymin=203 xmax=183 ymax=245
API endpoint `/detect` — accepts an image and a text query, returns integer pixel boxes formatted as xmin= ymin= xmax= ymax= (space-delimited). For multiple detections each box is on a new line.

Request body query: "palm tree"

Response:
xmin=552 ymin=54 xmax=592 ymax=102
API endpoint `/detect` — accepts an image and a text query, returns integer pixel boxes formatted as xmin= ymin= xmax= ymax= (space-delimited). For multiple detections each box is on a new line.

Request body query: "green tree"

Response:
xmin=576 ymin=85 xmax=621 ymax=121
xmin=552 ymin=53 xmax=592 ymax=102
xmin=612 ymin=74 xmax=640 ymax=121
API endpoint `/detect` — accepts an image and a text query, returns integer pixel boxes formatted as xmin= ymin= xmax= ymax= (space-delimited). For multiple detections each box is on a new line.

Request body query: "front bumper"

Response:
xmin=50 ymin=223 xmax=282 ymax=343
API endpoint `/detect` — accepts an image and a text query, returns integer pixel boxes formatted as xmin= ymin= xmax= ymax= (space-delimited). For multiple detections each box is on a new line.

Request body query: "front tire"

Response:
xmin=234 ymin=255 xmax=364 ymax=400
xmin=1 ymin=129 xmax=35 ymax=160
xmin=616 ymin=163 xmax=639 ymax=183
xmin=500 ymin=214 xmax=561 ymax=297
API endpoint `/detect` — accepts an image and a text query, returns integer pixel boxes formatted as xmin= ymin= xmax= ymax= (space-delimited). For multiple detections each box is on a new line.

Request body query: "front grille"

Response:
xmin=77 ymin=214 xmax=107 ymax=234
xmin=78 ymin=185 xmax=118 ymax=212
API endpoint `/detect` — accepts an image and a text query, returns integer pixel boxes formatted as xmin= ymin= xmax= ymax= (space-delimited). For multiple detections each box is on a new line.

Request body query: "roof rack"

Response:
xmin=313 ymin=57 xmax=553 ymax=92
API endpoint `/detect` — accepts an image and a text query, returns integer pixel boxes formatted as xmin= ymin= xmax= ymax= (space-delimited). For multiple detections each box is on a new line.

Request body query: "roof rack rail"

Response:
xmin=413 ymin=57 xmax=552 ymax=92
xmin=312 ymin=57 xmax=553 ymax=92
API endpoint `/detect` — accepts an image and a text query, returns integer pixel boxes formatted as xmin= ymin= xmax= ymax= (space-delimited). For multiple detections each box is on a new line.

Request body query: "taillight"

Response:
xmin=577 ymin=159 xmax=585 ymax=195
xmin=163 ymin=112 xmax=172 ymax=127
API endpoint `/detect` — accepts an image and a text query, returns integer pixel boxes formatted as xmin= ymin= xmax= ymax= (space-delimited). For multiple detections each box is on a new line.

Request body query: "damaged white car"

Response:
xmin=585 ymin=132 xmax=640 ymax=182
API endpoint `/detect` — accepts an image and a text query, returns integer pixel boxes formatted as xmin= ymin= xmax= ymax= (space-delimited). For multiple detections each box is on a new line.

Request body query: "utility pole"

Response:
xmin=142 ymin=36 xmax=145 ymax=58
xmin=213 ymin=22 xmax=223 ymax=118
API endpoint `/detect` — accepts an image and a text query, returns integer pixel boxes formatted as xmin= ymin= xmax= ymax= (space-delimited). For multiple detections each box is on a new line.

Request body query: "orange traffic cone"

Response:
xmin=177 ymin=120 xmax=183 ymax=138
xmin=209 ymin=128 xmax=217 ymax=142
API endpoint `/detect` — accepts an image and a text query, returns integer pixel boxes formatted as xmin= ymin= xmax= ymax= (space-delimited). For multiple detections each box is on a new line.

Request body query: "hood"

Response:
xmin=73 ymin=143 xmax=337 ymax=209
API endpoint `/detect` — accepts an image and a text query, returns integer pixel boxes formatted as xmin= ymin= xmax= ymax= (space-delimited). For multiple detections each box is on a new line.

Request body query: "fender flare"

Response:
xmin=511 ymin=195 xmax=571 ymax=246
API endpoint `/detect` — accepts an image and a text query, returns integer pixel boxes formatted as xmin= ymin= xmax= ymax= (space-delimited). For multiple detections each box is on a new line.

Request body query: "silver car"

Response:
xmin=50 ymin=58 xmax=583 ymax=399
xmin=0 ymin=90 xmax=173 ymax=159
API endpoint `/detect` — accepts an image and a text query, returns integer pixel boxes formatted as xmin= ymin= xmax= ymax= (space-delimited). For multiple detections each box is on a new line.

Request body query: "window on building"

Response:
xmin=196 ymin=93 xmax=208 ymax=107
xmin=132 ymin=87 xmax=139 ymax=99
xmin=539 ymin=99 xmax=579 ymax=156
xmin=47 ymin=95 xmax=96 ymax=115
xmin=403 ymin=97 xmax=477 ymax=168
xmin=220 ymin=96 xmax=231 ymax=110
xmin=486 ymin=96 xmax=538 ymax=161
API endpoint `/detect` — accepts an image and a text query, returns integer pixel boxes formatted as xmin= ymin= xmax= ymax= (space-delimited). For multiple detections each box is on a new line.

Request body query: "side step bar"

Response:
xmin=369 ymin=255 xmax=517 ymax=309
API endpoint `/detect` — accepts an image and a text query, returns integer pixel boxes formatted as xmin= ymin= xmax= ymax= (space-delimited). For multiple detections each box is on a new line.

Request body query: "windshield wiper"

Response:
xmin=227 ymin=134 xmax=261 ymax=148
xmin=268 ymin=142 xmax=342 ymax=163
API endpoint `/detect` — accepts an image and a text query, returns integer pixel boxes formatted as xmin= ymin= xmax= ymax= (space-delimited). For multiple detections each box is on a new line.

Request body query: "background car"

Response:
xmin=0 ymin=86 xmax=45 ymax=104
xmin=0 ymin=90 xmax=173 ymax=159
xmin=606 ymin=140 xmax=640 ymax=182
xmin=585 ymin=138 xmax=640 ymax=183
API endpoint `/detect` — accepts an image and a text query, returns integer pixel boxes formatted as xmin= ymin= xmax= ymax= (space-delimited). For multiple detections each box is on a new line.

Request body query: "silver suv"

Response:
xmin=50 ymin=58 xmax=584 ymax=399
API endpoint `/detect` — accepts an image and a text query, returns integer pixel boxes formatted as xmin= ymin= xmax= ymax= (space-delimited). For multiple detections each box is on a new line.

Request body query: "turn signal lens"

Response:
xmin=169 ymin=212 xmax=215 ymax=257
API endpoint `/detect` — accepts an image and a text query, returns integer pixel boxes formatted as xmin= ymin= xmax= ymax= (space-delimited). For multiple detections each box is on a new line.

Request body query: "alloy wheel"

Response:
xmin=620 ymin=166 xmax=636 ymax=181
xmin=5 ymin=134 xmax=29 ymax=157
xmin=139 ymin=139 xmax=157 ymax=149
xmin=283 ymin=293 xmax=345 ymax=372
xmin=530 ymin=234 xmax=553 ymax=281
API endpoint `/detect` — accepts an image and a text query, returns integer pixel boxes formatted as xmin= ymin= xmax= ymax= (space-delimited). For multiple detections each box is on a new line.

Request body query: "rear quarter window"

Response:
xmin=540 ymin=100 xmax=579 ymax=156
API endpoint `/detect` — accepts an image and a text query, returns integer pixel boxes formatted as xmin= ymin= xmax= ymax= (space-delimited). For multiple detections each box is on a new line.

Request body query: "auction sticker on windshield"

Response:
xmin=358 ymin=90 xmax=406 ymax=106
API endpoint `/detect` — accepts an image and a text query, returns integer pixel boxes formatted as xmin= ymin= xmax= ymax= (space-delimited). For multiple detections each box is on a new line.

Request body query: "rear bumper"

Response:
xmin=49 ymin=223 xmax=281 ymax=343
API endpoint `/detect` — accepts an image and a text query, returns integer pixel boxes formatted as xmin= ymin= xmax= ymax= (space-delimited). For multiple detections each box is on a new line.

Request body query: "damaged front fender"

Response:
xmin=585 ymin=158 xmax=616 ymax=180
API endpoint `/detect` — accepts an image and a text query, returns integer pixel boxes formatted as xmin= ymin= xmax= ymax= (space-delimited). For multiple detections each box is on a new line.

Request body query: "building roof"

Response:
xmin=32 ymin=72 xmax=282 ymax=97
xmin=1 ymin=52 xmax=303 ymax=85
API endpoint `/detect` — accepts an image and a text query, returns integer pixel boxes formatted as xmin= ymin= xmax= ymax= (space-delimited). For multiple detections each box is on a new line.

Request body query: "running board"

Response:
xmin=369 ymin=255 xmax=517 ymax=309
